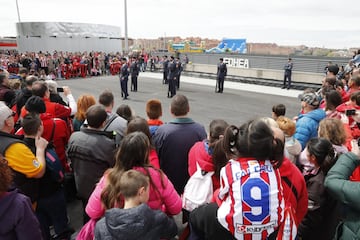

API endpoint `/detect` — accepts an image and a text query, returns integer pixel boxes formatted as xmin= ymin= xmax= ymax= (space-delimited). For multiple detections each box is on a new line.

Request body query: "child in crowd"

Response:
xmin=145 ymin=99 xmax=163 ymax=136
xmin=116 ymin=104 xmax=133 ymax=123
xmin=0 ymin=154 xmax=43 ymax=240
xmin=276 ymin=116 xmax=302 ymax=163
xmin=22 ymin=113 xmax=72 ymax=240
xmin=73 ymin=94 xmax=96 ymax=131
xmin=189 ymin=119 xmax=285 ymax=240
xmin=271 ymin=103 xmax=286 ymax=120
xmin=94 ymin=170 xmax=177 ymax=240
xmin=188 ymin=119 xmax=229 ymax=191
xmin=297 ymin=138 xmax=340 ymax=239
xmin=85 ymin=132 xmax=181 ymax=237
xmin=126 ymin=117 xmax=160 ymax=168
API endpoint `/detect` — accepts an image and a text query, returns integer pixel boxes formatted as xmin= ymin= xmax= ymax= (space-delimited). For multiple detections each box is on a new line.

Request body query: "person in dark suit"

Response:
xmin=130 ymin=56 xmax=139 ymax=92
xmin=167 ymin=56 xmax=177 ymax=98
xmin=119 ymin=58 xmax=129 ymax=100
xmin=175 ymin=57 xmax=182 ymax=89
xmin=163 ymin=56 xmax=169 ymax=84
xmin=282 ymin=58 xmax=293 ymax=89
xmin=216 ymin=58 xmax=227 ymax=93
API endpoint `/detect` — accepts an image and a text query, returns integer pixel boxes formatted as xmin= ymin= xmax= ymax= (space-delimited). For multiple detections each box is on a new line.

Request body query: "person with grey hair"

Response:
xmin=45 ymin=80 xmax=77 ymax=114
xmin=19 ymin=81 xmax=76 ymax=118
xmin=0 ymin=102 xmax=48 ymax=204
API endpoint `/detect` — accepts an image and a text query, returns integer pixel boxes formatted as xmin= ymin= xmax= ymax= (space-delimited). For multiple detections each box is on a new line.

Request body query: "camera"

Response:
xmin=57 ymin=87 xmax=64 ymax=92
xmin=345 ymin=109 xmax=356 ymax=116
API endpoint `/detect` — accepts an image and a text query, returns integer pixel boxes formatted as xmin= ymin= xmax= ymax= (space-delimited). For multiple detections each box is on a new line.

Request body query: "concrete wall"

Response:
xmin=185 ymin=63 xmax=323 ymax=85
xmin=16 ymin=22 xmax=122 ymax=53
xmin=17 ymin=36 xmax=122 ymax=53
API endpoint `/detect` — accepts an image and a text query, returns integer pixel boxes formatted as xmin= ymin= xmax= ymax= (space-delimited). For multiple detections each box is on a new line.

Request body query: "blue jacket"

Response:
xmin=294 ymin=108 xmax=326 ymax=150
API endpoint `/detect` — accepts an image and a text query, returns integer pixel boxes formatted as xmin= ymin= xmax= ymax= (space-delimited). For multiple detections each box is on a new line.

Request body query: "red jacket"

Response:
xmin=188 ymin=140 xmax=220 ymax=190
xmin=279 ymin=157 xmax=308 ymax=226
xmin=20 ymin=97 xmax=71 ymax=119
xmin=16 ymin=113 xmax=70 ymax=172
xmin=342 ymin=88 xmax=360 ymax=103
xmin=336 ymin=103 xmax=360 ymax=139
xmin=149 ymin=148 xmax=160 ymax=169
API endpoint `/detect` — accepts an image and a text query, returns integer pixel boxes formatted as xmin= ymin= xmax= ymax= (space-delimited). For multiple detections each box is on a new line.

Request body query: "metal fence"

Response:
xmin=153 ymin=52 xmax=350 ymax=74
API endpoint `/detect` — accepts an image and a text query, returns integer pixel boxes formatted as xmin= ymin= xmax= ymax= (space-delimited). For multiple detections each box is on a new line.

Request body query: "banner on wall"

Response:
xmin=206 ymin=38 xmax=247 ymax=54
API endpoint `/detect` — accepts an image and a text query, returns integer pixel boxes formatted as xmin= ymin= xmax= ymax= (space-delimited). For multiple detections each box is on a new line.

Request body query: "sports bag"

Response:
xmin=182 ymin=162 xmax=214 ymax=211
xmin=45 ymin=147 xmax=65 ymax=183
xmin=46 ymin=119 xmax=64 ymax=183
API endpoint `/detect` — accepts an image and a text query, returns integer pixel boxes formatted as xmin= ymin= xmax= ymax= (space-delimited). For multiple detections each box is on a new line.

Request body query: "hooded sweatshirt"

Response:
xmin=188 ymin=140 xmax=220 ymax=190
xmin=294 ymin=108 xmax=326 ymax=150
xmin=0 ymin=189 xmax=42 ymax=240
xmin=94 ymin=204 xmax=177 ymax=240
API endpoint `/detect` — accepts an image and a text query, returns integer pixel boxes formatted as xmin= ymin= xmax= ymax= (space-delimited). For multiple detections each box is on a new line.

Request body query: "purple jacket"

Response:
xmin=0 ymin=189 xmax=42 ymax=240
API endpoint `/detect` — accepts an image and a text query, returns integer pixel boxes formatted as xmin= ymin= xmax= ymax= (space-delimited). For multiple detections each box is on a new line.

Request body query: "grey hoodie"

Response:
xmin=95 ymin=204 xmax=178 ymax=240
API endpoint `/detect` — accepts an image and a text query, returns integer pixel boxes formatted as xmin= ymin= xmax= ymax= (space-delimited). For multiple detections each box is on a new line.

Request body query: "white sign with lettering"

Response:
xmin=224 ymin=58 xmax=249 ymax=69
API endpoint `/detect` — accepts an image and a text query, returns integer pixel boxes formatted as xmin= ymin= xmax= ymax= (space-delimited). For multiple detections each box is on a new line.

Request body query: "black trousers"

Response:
xmin=189 ymin=203 xmax=278 ymax=240
xmin=176 ymin=74 xmax=181 ymax=89
xmin=120 ymin=78 xmax=129 ymax=98
xmin=168 ymin=78 xmax=176 ymax=97
xmin=283 ymin=73 xmax=292 ymax=88
xmin=163 ymin=71 xmax=168 ymax=84
xmin=131 ymin=75 xmax=138 ymax=91
xmin=189 ymin=203 xmax=235 ymax=240
xmin=217 ymin=77 xmax=225 ymax=92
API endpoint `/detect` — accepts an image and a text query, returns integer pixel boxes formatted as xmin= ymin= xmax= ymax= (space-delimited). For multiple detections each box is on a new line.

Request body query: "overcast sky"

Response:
xmin=1 ymin=0 xmax=359 ymax=49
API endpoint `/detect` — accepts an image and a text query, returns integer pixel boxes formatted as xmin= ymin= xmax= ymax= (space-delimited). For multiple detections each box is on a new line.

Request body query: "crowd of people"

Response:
xmin=0 ymin=50 xmax=173 ymax=81
xmin=1 ymin=49 xmax=360 ymax=240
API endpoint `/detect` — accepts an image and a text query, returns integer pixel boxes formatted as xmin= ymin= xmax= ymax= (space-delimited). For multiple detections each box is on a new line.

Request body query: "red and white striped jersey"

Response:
xmin=217 ymin=158 xmax=284 ymax=240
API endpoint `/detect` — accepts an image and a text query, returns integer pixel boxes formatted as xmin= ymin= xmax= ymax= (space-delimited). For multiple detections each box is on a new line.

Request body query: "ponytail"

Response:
xmin=270 ymin=138 xmax=284 ymax=169
xmin=223 ymin=125 xmax=241 ymax=157
xmin=212 ymin=138 xmax=228 ymax=177
xmin=307 ymin=138 xmax=337 ymax=175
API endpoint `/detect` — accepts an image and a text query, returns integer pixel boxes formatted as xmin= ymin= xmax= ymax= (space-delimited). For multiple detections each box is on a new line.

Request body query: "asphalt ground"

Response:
xmin=59 ymin=72 xmax=304 ymax=238
xmin=58 ymin=72 xmax=303 ymax=128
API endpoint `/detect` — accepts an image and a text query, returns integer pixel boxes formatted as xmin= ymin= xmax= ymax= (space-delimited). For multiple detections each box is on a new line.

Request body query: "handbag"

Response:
xmin=182 ymin=162 xmax=214 ymax=212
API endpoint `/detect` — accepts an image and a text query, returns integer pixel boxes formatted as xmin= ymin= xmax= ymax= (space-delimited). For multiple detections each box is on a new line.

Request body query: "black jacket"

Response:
xmin=298 ymin=170 xmax=340 ymax=240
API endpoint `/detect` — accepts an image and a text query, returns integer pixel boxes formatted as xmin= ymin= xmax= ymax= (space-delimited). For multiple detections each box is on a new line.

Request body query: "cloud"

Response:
xmin=0 ymin=0 xmax=359 ymax=49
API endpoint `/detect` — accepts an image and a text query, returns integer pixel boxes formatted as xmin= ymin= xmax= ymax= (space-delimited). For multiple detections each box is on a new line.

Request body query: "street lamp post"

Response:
xmin=124 ymin=0 xmax=128 ymax=54
xmin=16 ymin=0 xmax=21 ymax=22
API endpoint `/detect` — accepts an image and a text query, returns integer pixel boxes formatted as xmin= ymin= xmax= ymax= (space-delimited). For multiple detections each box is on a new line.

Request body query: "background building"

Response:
xmin=16 ymin=22 xmax=123 ymax=53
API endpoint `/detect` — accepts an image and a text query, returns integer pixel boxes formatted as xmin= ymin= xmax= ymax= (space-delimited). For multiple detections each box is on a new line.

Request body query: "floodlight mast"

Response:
xmin=124 ymin=0 xmax=128 ymax=54
xmin=16 ymin=0 xmax=21 ymax=22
